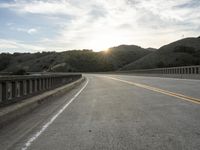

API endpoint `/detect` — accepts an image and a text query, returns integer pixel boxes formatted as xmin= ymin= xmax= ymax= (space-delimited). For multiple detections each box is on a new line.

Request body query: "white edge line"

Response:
xmin=21 ymin=79 xmax=89 ymax=150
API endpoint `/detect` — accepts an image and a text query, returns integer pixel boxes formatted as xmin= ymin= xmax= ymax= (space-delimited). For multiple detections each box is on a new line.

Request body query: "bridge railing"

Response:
xmin=0 ymin=74 xmax=81 ymax=105
xmin=121 ymin=65 xmax=200 ymax=75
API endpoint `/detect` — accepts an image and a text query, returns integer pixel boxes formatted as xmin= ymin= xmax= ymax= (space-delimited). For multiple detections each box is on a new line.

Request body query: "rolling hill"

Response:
xmin=121 ymin=37 xmax=200 ymax=70
xmin=0 ymin=45 xmax=151 ymax=73
xmin=1 ymin=37 xmax=199 ymax=73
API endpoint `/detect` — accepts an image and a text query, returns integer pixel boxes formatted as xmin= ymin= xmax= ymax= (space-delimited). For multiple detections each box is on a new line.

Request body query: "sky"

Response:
xmin=0 ymin=0 xmax=199 ymax=53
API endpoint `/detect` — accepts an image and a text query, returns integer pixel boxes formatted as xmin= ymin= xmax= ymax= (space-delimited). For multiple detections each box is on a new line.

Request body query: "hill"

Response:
xmin=121 ymin=37 xmax=200 ymax=70
xmin=105 ymin=45 xmax=151 ymax=69
xmin=0 ymin=45 xmax=151 ymax=73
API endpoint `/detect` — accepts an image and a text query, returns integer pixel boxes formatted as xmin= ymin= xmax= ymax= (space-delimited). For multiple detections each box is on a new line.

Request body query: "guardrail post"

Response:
xmin=15 ymin=81 xmax=20 ymax=98
xmin=11 ymin=82 xmax=15 ymax=99
xmin=46 ymin=78 xmax=49 ymax=89
xmin=19 ymin=81 xmax=23 ymax=97
xmin=48 ymin=78 xmax=50 ymax=89
xmin=43 ymin=78 xmax=46 ymax=90
xmin=40 ymin=78 xmax=44 ymax=90
xmin=42 ymin=78 xmax=44 ymax=90
xmin=195 ymin=67 xmax=198 ymax=74
xmin=50 ymin=78 xmax=54 ymax=88
xmin=0 ymin=82 xmax=2 ymax=103
xmin=192 ymin=67 xmax=194 ymax=74
xmin=5 ymin=81 xmax=12 ymax=101
xmin=23 ymin=80 xmax=27 ymax=96
xmin=32 ymin=79 xmax=37 ymax=93
xmin=38 ymin=79 xmax=42 ymax=91
xmin=189 ymin=68 xmax=191 ymax=74
xmin=45 ymin=78 xmax=47 ymax=89
xmin=33 ymin=79 xmax=36 ymax=93
xmin=45 ymin=78 xmax=48 ymax=89
xmin=2 ymin=82 xmax=6 ymax=102
xmin=31 ymin=79 xmax=35 ymax=93
xmin=29 ymin=80 xmax=33 ymax=94
xmin=26 ymin=80 xmax=30 ymax=94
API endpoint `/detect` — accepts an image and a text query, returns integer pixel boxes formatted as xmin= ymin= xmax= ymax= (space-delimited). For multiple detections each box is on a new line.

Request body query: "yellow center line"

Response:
xmin=103 ymin=76 xmax=200 ymax=105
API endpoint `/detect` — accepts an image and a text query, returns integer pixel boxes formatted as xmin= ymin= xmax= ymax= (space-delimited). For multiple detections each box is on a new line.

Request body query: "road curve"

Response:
xmin=0 ymin=74 xmax=200 ymax=150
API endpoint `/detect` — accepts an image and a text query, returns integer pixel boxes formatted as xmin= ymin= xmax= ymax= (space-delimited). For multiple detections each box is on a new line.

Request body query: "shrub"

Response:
xmin=157 ymin=61 xmax=165 ymax=68
xmin=12 ymin=69 xmax=29 ymax=75
xmin=174 ymin=46 xmax=195 ymax=54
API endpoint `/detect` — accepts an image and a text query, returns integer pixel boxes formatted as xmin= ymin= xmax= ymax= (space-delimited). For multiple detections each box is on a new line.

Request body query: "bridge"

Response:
xmin=0 ymin=65 xmax=200 ymax=150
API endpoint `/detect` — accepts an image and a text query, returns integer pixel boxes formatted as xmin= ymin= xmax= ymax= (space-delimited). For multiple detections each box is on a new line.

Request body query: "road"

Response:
xmin=0 ymin=74 xmax=200 ymax=150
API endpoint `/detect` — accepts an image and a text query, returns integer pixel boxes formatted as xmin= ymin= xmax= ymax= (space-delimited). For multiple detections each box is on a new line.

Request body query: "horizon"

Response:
xmin=0 ymin=36 xmax=199 ymax=54
xmin=0 ymin=0 xmax=200 ymax=53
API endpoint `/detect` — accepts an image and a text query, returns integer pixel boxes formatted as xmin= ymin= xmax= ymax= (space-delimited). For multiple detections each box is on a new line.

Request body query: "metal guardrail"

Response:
xmin=0 ymin=74 xmax=81 ymax=105
xmin=121 ymin=65 xmax=200 ymax=74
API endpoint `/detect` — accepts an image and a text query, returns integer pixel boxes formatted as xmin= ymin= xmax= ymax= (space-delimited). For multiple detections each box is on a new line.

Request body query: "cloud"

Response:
xmin=0 ymin=0 xmax=200 ymax=52
xmin=10 ymin=27 xmax=38 ymax=34
xmin=0 ymin=39 xmax=44 ymax=53
xmin=27 ymin=28 xmax=37 ymax=34
xmin=0 ymin=0 xmax=85 ymax=17
xmin=175 ymin=0 xmax=200 ymax=8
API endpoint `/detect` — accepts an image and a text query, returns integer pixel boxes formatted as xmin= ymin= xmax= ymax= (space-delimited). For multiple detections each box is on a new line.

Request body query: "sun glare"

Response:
xmin=89 ymin=32 xmax=125 ymax=52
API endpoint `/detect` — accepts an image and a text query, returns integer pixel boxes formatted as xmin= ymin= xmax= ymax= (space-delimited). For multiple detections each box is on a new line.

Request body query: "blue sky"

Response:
xmin=0 ymin=0 xmax=199 ymax=53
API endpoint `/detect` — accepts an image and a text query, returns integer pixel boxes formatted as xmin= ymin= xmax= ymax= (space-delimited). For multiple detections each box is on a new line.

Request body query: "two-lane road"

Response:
xmin=0 ymin=74 xmax=200 ymax=150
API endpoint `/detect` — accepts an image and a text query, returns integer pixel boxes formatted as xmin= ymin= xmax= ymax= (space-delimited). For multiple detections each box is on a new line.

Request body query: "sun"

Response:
xmin=89 ymin=37 xmax=113 ymax=52
xmin=88 ymin=32 xmax=125 ymax=52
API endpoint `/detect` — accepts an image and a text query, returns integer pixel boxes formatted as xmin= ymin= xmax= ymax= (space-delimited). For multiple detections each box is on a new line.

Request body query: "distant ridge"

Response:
xmin=121 ymin=37 xmax=200 ymax=70
xmin=0 ymin=45 xmax=151 ymax=72
xmin=1 ymin=37 xmax=199 ymax=73
xmin=146 ymin=48 xmax=157 ymax=51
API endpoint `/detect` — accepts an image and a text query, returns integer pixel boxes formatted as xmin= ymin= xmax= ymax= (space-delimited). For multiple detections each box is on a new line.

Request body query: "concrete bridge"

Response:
xmin=0 ymin=65 xmax=200 ymax=150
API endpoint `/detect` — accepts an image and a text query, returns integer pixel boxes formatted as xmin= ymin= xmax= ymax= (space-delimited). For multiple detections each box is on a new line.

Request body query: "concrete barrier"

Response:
xmin=121 ymin=65 xmax=200 ymax=74
xmin=118 ymin=65 xmax=200 ymax=80
xmin=0 ymin=76 xmax=85 ymax=128
xmin=0 ymin=74 xmax=81 ymax=106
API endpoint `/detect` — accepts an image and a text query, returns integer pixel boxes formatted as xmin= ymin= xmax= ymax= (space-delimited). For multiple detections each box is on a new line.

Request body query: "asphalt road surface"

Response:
xmin=0 ymin=74 xmax=200 ymax=150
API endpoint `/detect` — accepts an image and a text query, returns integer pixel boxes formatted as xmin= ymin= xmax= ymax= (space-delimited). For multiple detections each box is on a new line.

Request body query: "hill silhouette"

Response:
xmin=1 ymin=37 xmax=199 ymax=73
xmin=0 ymin=45 xmax=150 ymax=73
xmin=121 ymin=37 xmax=200 ymax=70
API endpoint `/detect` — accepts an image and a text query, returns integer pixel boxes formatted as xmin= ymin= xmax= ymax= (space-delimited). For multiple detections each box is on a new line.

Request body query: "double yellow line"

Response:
xmin=104 ymin=76 xmax=200 ymax=105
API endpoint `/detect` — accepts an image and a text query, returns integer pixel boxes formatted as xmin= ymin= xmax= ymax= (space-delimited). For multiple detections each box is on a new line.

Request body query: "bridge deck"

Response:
xmin=0 ymin=74 xmax=200 ymax=150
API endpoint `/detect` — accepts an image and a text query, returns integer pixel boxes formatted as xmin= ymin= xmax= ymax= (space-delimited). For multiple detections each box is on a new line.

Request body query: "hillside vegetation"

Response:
xmin=121 ymin=37 xmax=200 ymax=70
xmin=0 ymin=45 xmax=150 ymax=72
xmin=1 ymin=37 xmax=199 ymax=73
